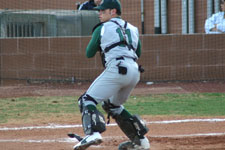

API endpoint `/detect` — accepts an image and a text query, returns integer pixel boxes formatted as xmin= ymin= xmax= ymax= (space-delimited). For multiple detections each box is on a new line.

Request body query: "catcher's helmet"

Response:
xmin=94 ymin=0 xmax=122 ymax=15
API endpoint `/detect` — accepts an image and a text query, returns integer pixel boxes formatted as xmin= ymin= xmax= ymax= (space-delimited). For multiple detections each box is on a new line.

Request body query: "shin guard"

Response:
xmin=114 ymin=114 xmax=149 ymax=145
xmin=102 ymin=100 xmax=148 ymax=145
xmin=82 ymin=106 xmax=106 ymax=135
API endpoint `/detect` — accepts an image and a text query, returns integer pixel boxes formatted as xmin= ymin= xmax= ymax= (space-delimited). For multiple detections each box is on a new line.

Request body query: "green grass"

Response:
xmin=0 ymin=96 xmax=79 ymax=124
xmin=126 ymin=93 xmax=225 ymax=116
xmin=0 ymin=93 xmax=225 ymax=124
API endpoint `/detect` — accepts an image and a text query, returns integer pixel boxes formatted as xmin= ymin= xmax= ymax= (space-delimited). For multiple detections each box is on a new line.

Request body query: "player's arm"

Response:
xmin=216 ymin=22 xmax=225 ymax=33
xmin=205 ymin=13 xmax=219 ymax=33
xmin=86 ymin=25 xmax=102 ymax=58
xmin=78 ymin=2 xmax=88 ymax=10
xmin=205 ymin=15 xmax=216 ymax=33
xmin=136 ymin=39 xmax=141 ymax=58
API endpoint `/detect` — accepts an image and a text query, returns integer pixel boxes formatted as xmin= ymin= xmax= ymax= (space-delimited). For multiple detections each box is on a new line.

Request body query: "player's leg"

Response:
xmin=73 ymin=93 xmax=106 ymax=150
xmin=102 ymin=99 xmax=150 ymax=150
xmin=109 ymin=61 xmax=150 ymax=149
xmin=73 ymin=66 xmax=122 ymax=150
xmin=103 ymin=76 xmax=149 ymax=149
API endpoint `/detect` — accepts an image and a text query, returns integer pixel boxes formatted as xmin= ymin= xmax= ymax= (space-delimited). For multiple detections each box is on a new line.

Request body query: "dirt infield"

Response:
xmin=0 ymin=81 xmax=225 ymax=150
xmin=1 ymin=81 xmax=225 ymax=98
xmin=0 ymin=116 xmax=225 ymax=150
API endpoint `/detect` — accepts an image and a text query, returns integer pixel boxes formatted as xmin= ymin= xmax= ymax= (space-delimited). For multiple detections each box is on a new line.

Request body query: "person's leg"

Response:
xmin=73 ymin=94 xmax=106 ymax=150
xmin=101 ymin=61 xmax=150 ymax=149
xmin=74 ymin=64 xmax=122 ymax=150
xmin=102 ymin=100 xmax=150 ymax=150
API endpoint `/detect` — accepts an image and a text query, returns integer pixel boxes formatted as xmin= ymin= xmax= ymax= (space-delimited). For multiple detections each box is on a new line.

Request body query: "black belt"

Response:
xmin=116 ymin=56 xmax=136 ymax=61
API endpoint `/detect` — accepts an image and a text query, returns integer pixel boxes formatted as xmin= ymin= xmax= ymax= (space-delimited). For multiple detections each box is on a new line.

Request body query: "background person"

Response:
xmin=73 ymin=0 xmax=150 ymax=150
xmin=78 ymin=0 xmax=101 ymax=10
xmin=205 ymin=0 xmax=225 ymax=33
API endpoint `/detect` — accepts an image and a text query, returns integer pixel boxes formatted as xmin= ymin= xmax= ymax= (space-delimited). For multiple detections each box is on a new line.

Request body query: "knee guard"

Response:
xmin=102 ymin=100 xmax=122 ymax=118
xmin=82 ymin=106 xmax=106 ymax=135
xmin=78 ymin=92 xmax=98 ymax=113
xmin=102 ymin=100 xmax=148 ymax=145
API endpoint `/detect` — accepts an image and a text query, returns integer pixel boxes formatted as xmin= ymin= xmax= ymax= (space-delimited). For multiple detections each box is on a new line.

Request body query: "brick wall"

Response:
xmin=1 ymin=34 xmax=225 ymax=85
xmin=0 ymin=0 xmax=77 ymax=10
xmin=140 ymin=34 xmax=225 ymax=81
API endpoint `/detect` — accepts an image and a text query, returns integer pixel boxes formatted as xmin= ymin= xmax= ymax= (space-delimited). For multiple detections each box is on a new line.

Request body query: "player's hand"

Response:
xmin=210 ymin=24 xmax=218 ymax=31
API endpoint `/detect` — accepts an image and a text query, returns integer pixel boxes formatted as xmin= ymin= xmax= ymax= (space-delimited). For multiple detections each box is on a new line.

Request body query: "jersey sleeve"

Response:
xmin=217 ymin=20 xmax=225 ymax=32
xmin=136 ymin=39 xmax=141 ymax=57
xmin=78 ymin=1 xmax=89 ymax=10
xmin=205 ymin=15 xmax=215 ymax=33
xmin=86 ymin=25 xmax=102 ymax=58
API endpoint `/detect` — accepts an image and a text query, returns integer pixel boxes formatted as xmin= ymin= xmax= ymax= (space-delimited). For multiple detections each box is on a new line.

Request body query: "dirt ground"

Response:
xmin=0 ymin=81 xmax=225 ymax=150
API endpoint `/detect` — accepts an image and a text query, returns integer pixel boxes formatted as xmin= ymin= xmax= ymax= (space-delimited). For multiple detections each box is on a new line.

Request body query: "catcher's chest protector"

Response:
xmin=100 ymin=18 xmax=139 ymax=65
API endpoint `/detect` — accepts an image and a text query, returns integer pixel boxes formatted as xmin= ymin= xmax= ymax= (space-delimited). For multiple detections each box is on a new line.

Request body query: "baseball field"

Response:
xmin=0 ymin=81 xmax=225 ymax=150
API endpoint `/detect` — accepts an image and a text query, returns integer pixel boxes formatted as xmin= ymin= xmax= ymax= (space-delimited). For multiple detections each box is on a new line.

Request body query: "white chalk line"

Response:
xmin=0 ymin=118 xmax=225 ymax=131
xmin=0 ymin=138 xmax=77 ymax=143
xmin=152 ymin=132 xmax=225 ymax=138
xmin=0 ymin=132 xmax=225 ymax=143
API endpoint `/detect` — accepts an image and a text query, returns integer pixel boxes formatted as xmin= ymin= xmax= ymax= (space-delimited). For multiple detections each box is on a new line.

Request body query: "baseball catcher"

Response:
xmin=72 ymin=0 xmax=150 ymax=149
